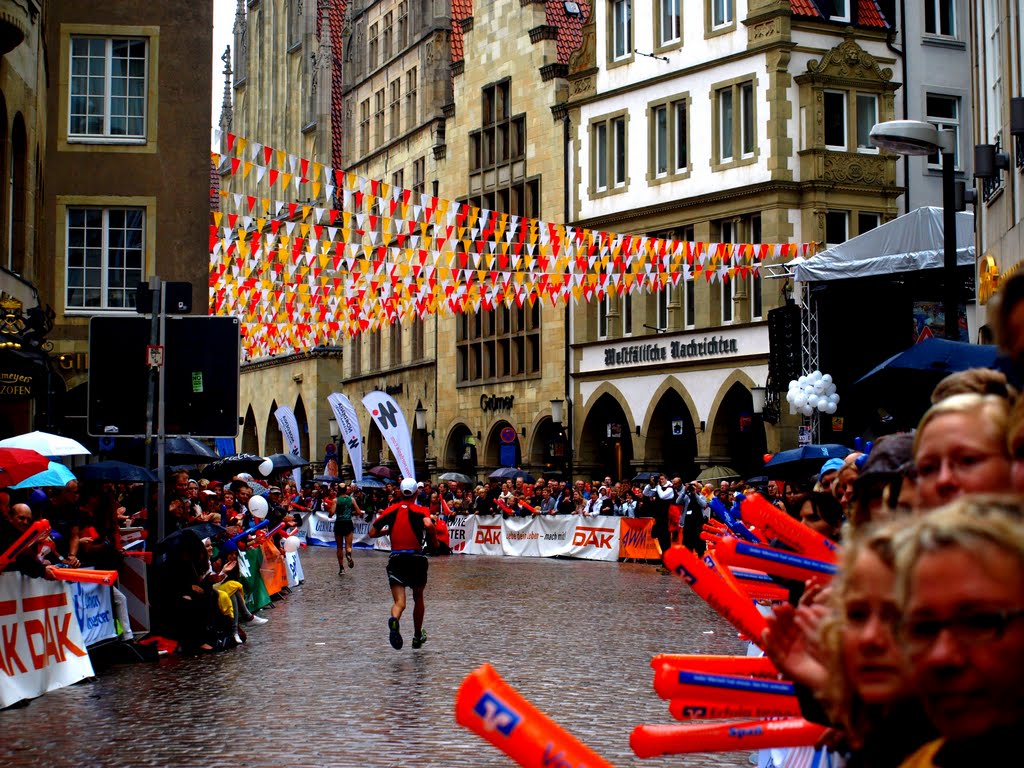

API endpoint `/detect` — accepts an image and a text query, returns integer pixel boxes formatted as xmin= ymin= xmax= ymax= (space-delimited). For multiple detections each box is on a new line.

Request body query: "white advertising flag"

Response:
xmin=327 ymin=392 xmax=363 ymax=483
xmin=361 ymin=390 xmax=416 ymax=482
xmin=274 ymin=405 xmax=303 ymax=489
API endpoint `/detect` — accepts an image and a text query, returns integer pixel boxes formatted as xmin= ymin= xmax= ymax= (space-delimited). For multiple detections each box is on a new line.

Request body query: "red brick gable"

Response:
xmin=451 ymin=0 xmax=472 ymax=63
xmin=545 ymin=1 xmax=591 ymax=66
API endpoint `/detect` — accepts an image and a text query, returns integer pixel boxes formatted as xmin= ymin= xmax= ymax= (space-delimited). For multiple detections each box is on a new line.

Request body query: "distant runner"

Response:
xmin=369 ymin=478 xmax=436 ymax=650
xmin=329 ymin=483 xmax=362 ymax=575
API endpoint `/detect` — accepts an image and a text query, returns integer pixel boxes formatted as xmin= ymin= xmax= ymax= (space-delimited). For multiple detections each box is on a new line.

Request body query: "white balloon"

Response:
xmin=789 ymin=403 xmax=798 ymax=415
xmin=825 ymin=402 xmax=837 ymax=414
xmin=248 ymin=495 xmax=269 ymax=519
xmin=798 ymin=375 xmax=808 ymax=385
xmin=821 ymin=373 xmax=832 ymax=385
xmin=794 ymin=394 xmax=807 ymax=408
xmin=786 ymin=391 xmax=796 ymax=403
xmin=832 ymin=393 xmax=840 ymax=404
xmin=817 ymin=399 xmax=829 ymax=412
xmin=789 ymin=380 xmax=799 ymax=391
xmin=801 ymin=405 xmax=814 ymax=416
xmin=282 ymin=536 xmax=301 ymax=553
xmin=807 ymin=394 xmax=819 ymax=408
xmin=258 ymin=458 xmax=274 ymax=477
xmin=826 ymin=383 xmax=837 ymax=396
xmin=828 ymin=393 xmax=839 ymax=404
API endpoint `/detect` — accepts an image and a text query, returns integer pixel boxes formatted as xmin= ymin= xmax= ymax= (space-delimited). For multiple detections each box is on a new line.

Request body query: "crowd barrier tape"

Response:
xmin=662 ymin=546 xmax=769 ymax=645
xmin=668 ymin=698 xmax=802 ymax=721
xmin=631 ymin=718 xmax=828 ymax=757
xmin=650 ymin=654 xmax=778 ymax=678
xmin=0 ymin=572 xmax=94 ymax=709
xmin=456 ymin=663 xmax=615 ymax=768
xmin=714 ymin=537 xmax=838 ymax=583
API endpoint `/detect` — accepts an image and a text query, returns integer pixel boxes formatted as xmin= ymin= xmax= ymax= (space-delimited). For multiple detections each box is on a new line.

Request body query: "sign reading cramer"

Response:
xmin=603 ymin=336 xmax=740 ymax=367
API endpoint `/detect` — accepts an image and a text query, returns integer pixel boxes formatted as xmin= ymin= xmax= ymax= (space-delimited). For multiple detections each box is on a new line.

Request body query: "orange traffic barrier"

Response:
xmin=662 ymin=545 xmax=768 ymax=645
xmin=52 ymin=568 xmax=119 ymax=586
xmin=631 ymin=719 xmax=827 ymax=757
xmin=741 ymin=494 xmax=838 ymax=562
xmin=652 ymin=667 xmax=797 ymax=705
xmin=714 ymin=537 xmax=837 ymax=584
xmin=0 ymin=519 xmax=51 ymax=570
xmin=650 ymin=654 xmax=778 ymax=678
xmin=668 ymin=698 xmax=802 ymax=721
xmin=456 ymin=663 xmax=615 ymax=768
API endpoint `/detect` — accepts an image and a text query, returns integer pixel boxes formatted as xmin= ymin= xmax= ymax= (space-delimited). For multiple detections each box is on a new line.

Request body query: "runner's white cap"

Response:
xmin=400 ymin=478 xmax=417 ymax=496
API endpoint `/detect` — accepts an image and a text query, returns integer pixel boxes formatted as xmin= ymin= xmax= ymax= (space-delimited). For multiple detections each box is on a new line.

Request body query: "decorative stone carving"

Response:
xmin=806 ymin=36 xmax=893 ymax=83
xmin=749 ymin=18 xmax=781 ymax=42
xmin=568 ymin=14 xmax=596 ymax=75
xmin=822 ymin=154 xmax=888 ymax=185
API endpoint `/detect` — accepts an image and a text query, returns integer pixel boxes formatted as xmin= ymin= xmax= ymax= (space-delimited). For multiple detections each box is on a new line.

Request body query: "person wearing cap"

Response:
xmin=850 ymin=433 xmax=916 ymax=529
xmin=817 ymin=457 xmax=845 ymax=493
xmin=369 ymin=477 xmax=436 ymax=650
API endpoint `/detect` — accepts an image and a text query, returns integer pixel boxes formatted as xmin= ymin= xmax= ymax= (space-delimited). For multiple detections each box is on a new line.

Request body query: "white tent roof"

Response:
xmin=793 ymin=206 xmax=975 ymax=283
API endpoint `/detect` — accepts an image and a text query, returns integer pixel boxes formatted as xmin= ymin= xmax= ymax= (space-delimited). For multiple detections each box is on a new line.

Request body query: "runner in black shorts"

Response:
xmin=369 ymin=478 xmax=436 ymax=650
xmin=330 ymin=484 xmax=362 ymax=575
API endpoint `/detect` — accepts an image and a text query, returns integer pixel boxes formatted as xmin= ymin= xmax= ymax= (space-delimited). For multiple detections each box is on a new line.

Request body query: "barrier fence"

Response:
xmin=301 ymin=513 xmax=660 ymax=562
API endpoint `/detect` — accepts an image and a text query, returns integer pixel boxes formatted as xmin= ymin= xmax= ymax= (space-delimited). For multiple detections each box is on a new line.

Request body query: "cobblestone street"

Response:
xmin=3 ymin=548 xmax=756 ymax=768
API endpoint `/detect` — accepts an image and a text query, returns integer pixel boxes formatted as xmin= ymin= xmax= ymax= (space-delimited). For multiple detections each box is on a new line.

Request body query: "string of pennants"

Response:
xmin=210 ymin=132 xmax=817 ymax=359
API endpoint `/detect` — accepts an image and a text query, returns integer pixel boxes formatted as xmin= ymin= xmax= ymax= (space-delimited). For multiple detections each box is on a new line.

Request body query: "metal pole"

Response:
xmin=156 ymin=281 xmax=168 ymax=542
xmin=942 ymin=148 xmax=959 ymax=340
xmin=144 ymin=276 xmax=161 ymax=542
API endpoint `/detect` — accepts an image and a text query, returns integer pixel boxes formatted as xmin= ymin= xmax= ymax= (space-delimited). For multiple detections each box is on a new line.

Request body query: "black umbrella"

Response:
xmin=201 ymin=453 xmax=269 ymax=480
xmin=185 ymin=522 xmax=228 ymax=542
xmin=354 ymin=476 xmax=386 ymax=489
xmin=764 ymin=444 xmax=851 ymax=479
xmin=267 ymin=453 xmax=308 ymax=470
xmin=438 ymin=472 xmax=474 ymax=485
xmin=75 ymin=460 xmax=158 ymax=483
xmin=163 ymin=437 xmax=219 ymax=464
xmin=488 ymin=467 xmax=535 ymax=483
xmin=313 ymin=474 xmax=341 ymax=483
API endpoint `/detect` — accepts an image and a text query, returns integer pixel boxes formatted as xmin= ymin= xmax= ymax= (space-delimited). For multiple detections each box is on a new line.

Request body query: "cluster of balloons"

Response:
xmin=787 ymin=371 xmax=840 ymax=416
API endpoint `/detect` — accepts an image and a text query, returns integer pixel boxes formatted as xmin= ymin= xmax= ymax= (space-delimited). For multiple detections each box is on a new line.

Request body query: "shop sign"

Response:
xmin=0 ymin=356 xmax=40 ymax=401
xmin=602 ymin=336 xmax=740 ymax=368
xmin=480 ymin=394 xmax=514 ymax=412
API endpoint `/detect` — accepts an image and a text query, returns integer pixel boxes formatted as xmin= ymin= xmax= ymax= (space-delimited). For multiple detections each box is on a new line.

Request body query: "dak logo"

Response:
xmin=475 ymin=525 xmax=501 ymax=544
xmin=572 ymin=526 xmax=615 ymax=548
xmin=473 ymin=692 xmax=521 ymax=736
xmin=673 ymin=563 xmax=698 ymax=585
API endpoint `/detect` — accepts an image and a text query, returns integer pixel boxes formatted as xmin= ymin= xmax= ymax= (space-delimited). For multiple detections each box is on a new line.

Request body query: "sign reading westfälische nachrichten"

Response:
xmin=603 ymin=336 xmax=740 ymax=367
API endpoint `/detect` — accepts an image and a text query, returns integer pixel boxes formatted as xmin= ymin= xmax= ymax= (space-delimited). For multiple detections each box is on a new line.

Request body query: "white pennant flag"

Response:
xmin=327 ymin=393 xmax=363 ymax=483
xmin=361 ymin=391 xmax=416 ymax=482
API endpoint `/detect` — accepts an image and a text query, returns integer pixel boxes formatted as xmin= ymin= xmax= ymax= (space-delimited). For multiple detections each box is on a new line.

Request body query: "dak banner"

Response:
xmin=274 ymin=405 xmax=304 ymax=489
xmin=0 ymin=572 xmax=94 ymax=709
xmin=361 ymin=391 xmax=416 ymax=482
xmin=327 ymin=392 xmax=364 ymax=483
xmin=71 ymin=580 xmax=118 ymax=646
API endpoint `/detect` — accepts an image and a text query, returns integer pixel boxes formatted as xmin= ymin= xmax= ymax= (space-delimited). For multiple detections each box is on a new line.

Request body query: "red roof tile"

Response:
xmin=545 ymin=1 xmax=591 ymax=66
xmin=790 ymin=0 xmax=820 ymax=18
xmin=789 ymin=0 xmax=889 ymax=27
xmin=451 ymin=0 xmax=472 ymax=63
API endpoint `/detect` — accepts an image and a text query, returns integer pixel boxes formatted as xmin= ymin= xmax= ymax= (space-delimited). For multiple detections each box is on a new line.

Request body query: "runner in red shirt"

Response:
xmin=369 ymin=478 xmax=436 ymax=650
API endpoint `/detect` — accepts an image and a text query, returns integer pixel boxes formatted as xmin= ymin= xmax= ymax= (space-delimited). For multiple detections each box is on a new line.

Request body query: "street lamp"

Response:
xmin=550 ymin=398 xmax=564 ymax=425
xmin=750 ymin=386 xmax=766 ymax=415
xmin=870 ymin=120 xmax=959 ymax=340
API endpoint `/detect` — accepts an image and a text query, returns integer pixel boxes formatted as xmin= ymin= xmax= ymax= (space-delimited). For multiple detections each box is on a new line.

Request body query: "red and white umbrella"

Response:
xmin=0 ymin=430 xmax=90 ymax=457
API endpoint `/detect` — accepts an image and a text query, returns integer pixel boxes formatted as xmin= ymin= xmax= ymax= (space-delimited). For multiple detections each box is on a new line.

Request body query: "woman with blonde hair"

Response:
xmin=911 ymin=392 xmax=1012 ymax=510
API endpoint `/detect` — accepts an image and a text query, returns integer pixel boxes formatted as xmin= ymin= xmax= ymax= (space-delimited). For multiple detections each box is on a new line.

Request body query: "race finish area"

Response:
xmin=2 ymin=547 xmax=753 ymax=768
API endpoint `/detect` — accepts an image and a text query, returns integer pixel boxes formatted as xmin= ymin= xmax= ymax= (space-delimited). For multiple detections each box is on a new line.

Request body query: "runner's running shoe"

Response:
xmin=388 ymin=617 xmax=403 ymax=649
xmin=412 ymin=630 xmax=428 ymax=649
xmin=347 ymin=553 xmax=354 ymax=569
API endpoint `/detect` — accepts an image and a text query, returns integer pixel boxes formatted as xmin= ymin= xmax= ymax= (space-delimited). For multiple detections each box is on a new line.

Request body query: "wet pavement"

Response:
xmin=2 ymin=548 xmax=756 ymax=767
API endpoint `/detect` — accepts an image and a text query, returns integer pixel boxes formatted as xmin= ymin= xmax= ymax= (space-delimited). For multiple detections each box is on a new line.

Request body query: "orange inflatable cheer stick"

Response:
xmin=631 ymin=719 xmax=827 ymax=757
xmin=495 ymin=499 xmax=517 ymax=516
xmin=652 ymin=668 xmax=797 ymax=704
xmin=650 ymin=654 xmax=778 ymax=678
xmin=0 ymin=519 xmax=51 ymax=570
xmin=52 ymin=568 xmax=119 ymax=586
xmin=668 ymin=698 xmax=802 ymax=721
xmin=663 ymin=545 xmax=769 ymax=646
xmin=741 ymin=493 xmax=838 ymax=562
xmin=715 ymin=537 xmax=838 ymax=584
xmin=519 ymin=499 xmax=539 ymax=514
xmin=456 ymin=663 xmax=615 ymax=768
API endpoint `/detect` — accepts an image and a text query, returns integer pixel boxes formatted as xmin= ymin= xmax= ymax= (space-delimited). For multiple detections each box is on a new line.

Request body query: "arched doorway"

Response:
xmin=241 ymin=405 xmax=259 ymax=454
xmin=443 ymin=423 xmax=476 ymax=479
xmin=293 ymin=395 xmax=310 ymax=460
xmin=708 ymin=383 xmax=764 ymax=479
xmin=484 ymin=420 xmax=521 ymax=469
xmin=646 ymin=389 xmax=698 ymax=480
xmin=265 ymin=400 xmax=283 ymax=456
xmin=528 ymin=417 xmax=567 ymax=479
xmin=578 ymin=393 xmax=634 ymax=482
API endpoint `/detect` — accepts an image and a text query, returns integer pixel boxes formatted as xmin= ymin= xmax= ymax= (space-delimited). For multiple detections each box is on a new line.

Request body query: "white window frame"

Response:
xmin=825 ymin=210 xmax=850 ymax=246
xmin=684 ymin=273 xmax=695 ymax=329
xmin=611 ymin=0 xmax=632 ymax=61
xmin=712 ymin=0 xmax=734 ymax=29
xmin=653 ymin=104 xmax=669 ymax=177
xmin=858 ymin=212 xmax=881 ymax=235
xmin=674 ymin=100 xmax=688 ymax=173
xmin=65 ymin=206 xmax=146 ymax=311
xmin=594 ymin=121 xmax=609 ymax=192
xmin=983 ymin=0 xmax=1002 ymax=143
xmin=68 ymin=36 xmax=149 ymax=143
xmin=926 ymin=93 xmax=961 ymax=170
xmin=855 ymin=93 xmax=878 ymax=153
xmin=656 ymin=282 xmax=673 ymax=331
xmin=750 ymin=266 xmax=762 ymax=321
xmin=718 ymin=87 xmax=734 ymax=162
xmin=824 ymin=90 xmax=848 ymax=150
xmin=658 ymin=0 xmax=681 ymax=46
xmin=924 ymin=0 xmax=956 ymax=37
xmin=612 ymin=116 xmax=627 ymax=187
xmin=598 ymin=292 xmax=610 ymax=338
xmin=623 ymin=291 xmax=633 ymax=336
xmin=830 ymin=0 xmax=850 ymax=22
xmin=740 ymin=82 xmax=755 ymax=158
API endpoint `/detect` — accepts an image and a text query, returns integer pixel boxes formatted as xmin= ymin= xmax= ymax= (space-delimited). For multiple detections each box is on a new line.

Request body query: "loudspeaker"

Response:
xmin=768 ymin=304 xmax=802 ymax=389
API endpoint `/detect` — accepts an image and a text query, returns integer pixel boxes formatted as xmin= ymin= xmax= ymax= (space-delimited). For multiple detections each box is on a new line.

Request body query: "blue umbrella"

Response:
xmin=11 ymin=461 xmax=77 ymax=489
xmin=354 ymin=476 xmax=386 ymax=489
xmin=854 ymin=338 xmax=999 ymax=387
xmin=764 ymin=444 xmax=851 ymax=480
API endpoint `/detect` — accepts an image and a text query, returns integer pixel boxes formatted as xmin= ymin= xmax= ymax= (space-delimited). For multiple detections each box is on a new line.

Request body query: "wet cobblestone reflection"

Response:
xmin=3 ymin=548 xmax=757 ymax=767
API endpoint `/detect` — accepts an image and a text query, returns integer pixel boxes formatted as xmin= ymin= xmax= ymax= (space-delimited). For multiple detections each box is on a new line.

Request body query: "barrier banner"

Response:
xmin=0 ymin=572 xmax=94 ymax=709
xmin=71 ymin=580 xmax=117 ymax=646
xmin=502 ymin=515 xmax=545 ymax=558
xmin=447 ymin=515 xmax=470 ymax=553
xmin=464 ymin=515 xmax=504 ymax=556
xmin=567 ymin=517 xmax=620 ymax=561
xmin=619 ymin=518 xmax=662 ymax=561
xmin=303 ymin=512 xmax=374 ymax=548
